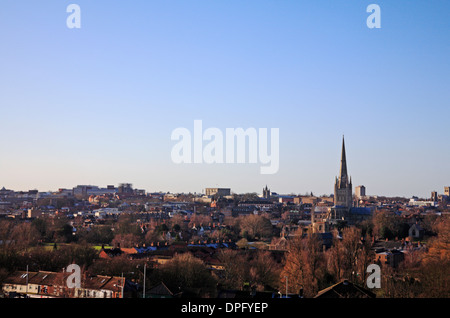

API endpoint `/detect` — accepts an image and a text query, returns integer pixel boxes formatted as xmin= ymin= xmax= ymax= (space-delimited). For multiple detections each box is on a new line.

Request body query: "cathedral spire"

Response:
xmin=339 ymin=135 xmax=348 ymax=182
xmin=334 ymin=135 xmax=352 ymax=209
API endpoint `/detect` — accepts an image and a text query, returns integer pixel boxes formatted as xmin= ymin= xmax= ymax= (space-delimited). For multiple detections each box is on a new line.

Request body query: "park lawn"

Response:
xmin=41 ymin=243 xmax=112 ymax=251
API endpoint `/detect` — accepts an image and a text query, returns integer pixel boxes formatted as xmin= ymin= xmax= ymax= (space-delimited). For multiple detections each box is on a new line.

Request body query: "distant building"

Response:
xmin=262 ymin=185 xmax=271 ymax=199
xmin=73 ymin=185 xmax=116 ymax=198
xmin=349 ymin=207 xmax=373 ymax=223
xmin=118 ymin=183 xmax=133 ymax=194
xmin=278 ymin=196 xmax=294 ymax=204
xmin=334 ymin=136 xmax=353 ymax=209
xmin=375 ymin=250 xmax=405 ymax=268
xmin=27 ymin=208 xmax=42 ymax=219
xmin=231 ymin=206 xmax=256 ymax=217
xmin=355 ymin=185 xmax=366 ymax=199
xmin=55 ymin=188 xmax=74 ymax=198
xmin=431 ymin=191 xmax=438 ymax=202
xmin=445 ymin=186 xmax=450 ymax=197
xmin=332 ymin=136 xmax=353 ymax=221
xmin=205 ymin=188 xmax=231 ymax=197
xmin=408 ymin=198 xmax=437 ymax=207
xmin=301 ymin=196 xmax=320 ymax=205
xmin=409 ymin=223 xmax=424 ymax=240
xmin=237 ymin=200 xmax=273 ymax=210
xmin=93 ymin=208 xmax=120 ymax=218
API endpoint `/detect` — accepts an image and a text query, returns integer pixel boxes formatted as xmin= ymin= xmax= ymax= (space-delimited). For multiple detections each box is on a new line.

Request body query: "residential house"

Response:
xmin=2 ymin=271 xmax=33 ymax=297
xmin=146 ymin=282 xmax=180 ymax=298
xmin=75 ymin=275 xmax=124 ymax=298
xmin=2 ymin=271 xmax=70 ymax=298
xmin=408 ymin=223 xmax=425 ymax=240
xmin=27 ymin=271 xmax=70 ymax=298
xmin=314 ymin=280 xmax=376 ymax=298
xmin=2 ymin=270 xmax=133 ymax=298
xmin=375 ymin=249 xmax=405 ymax=268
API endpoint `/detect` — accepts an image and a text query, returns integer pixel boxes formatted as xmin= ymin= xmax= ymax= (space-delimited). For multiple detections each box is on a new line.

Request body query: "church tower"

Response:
xmin=263 ymin=185 xmax=271 ymax=199
xmin=334 ymin=136 xmax=353 ymax=208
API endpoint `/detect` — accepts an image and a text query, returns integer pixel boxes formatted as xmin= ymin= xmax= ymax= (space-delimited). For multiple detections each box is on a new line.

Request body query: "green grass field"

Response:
xmin=41 ymin=243 xmax=113 ymax=251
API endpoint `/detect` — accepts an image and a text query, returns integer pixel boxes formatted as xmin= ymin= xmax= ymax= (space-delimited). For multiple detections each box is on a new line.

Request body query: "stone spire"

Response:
xmin=334 ymin=135 xmax=353 ymax=210
xmin=339 ymin=135 xmax=348 ymax=187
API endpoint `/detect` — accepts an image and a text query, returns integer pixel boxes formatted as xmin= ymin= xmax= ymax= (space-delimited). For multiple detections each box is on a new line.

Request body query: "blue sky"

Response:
xmin=0 ymin=1 xmax=449 ymax=197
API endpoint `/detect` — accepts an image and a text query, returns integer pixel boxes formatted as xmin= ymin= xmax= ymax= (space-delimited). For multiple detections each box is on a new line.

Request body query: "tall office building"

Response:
xmin=355 ymin=185 xmax=366 ymax=199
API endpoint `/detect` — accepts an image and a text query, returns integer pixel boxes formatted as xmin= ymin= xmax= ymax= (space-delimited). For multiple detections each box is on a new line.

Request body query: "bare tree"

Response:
xmin=217 ymin=249 xmax=246 ymax=290
xmin=248 ymin=251 xmax=281 ymax=291
xmin=280 ymin=232 xmax=324 ymax=297
xmin=239 ymin=215 xmax=273 ymax=241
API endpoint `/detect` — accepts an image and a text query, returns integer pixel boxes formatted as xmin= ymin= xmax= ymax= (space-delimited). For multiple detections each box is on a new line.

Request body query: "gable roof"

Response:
xmin=148 ymin=282 xmax=174 ymax=296
xmin=3 ymin=271 xmax=70 ymax=286
xmin=3 ymin=271 xmax=37 ymax=285
xmin=27 ymin=271 xmax=69 ymax=286
xmin=101 ymin=276 xmax=125 ymax=292
xmin=410 ymin=223 xmax=424 ymax=231
xmin=83 ymin=275 xmax=112 ymax=290
xmin=314 ymin=280 xmax=376 ymax=298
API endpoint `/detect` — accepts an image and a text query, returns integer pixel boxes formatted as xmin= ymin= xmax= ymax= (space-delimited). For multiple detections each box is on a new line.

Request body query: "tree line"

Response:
xmin=0 ymin=212 xmax=448 ymax=297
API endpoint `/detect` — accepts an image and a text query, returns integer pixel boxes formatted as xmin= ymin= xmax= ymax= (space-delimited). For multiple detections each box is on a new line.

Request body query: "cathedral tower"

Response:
xmin=263 ymin=185 xmax=271 ymax=199
xmin=334 ymin=136 xmax=353 ymax=208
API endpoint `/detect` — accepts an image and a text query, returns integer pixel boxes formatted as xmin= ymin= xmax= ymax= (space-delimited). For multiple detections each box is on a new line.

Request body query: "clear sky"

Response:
xmin=0 ymin=1 xmax=449 ymax=198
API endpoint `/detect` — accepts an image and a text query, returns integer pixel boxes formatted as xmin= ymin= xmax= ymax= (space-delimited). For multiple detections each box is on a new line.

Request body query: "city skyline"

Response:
xmin=1 ymin=1 xmax=449 ymax=198
xmin=2 ymin=136 xmax=449 ymax=200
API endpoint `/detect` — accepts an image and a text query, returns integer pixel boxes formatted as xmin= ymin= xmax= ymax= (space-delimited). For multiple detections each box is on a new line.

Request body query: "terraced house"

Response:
xmin=2 ymin=271 xmax=71 ymax=298
xmin=2 ymin=270 xmax=130 ymax=298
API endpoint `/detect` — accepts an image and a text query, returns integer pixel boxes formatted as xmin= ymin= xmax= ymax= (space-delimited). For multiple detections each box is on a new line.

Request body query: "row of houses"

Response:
xmin=99 ymin=241 xmax=238 ymax=269
xmin=1 ymin=270 xmax=378 ymax=299
xmin=1 ymin=270 xmax=129 ymax=298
